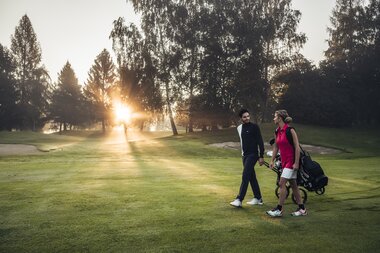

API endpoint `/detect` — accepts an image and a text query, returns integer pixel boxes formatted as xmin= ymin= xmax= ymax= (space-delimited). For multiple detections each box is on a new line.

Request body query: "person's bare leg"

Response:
xmin=290 ymin=179 xmax=302 ymax=204
xmin=279 ymin=177 xmax=288 ymax=206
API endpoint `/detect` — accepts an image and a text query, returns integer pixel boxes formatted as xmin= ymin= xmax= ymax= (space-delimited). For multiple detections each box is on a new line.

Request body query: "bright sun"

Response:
xmin=114 ymin=102 xmax=131 ymax=124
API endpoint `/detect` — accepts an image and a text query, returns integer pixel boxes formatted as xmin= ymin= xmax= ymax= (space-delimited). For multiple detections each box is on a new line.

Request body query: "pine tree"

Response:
xmin=84 ymin=49 xmax=116 ymax=133
xmin=50 ymin=62 xmax=85 ymax=131
xmin=10 ymin=14 xmax=50 ymax=130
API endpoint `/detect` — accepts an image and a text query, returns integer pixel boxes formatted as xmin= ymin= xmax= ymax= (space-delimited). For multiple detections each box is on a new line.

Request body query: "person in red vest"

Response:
xmin=266 ymin=110 xmax=307 ymax=217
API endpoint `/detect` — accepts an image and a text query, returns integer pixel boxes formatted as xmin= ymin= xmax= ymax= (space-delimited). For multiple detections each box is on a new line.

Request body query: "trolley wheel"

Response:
xmin=316 ymin=187 xmax=325 ymax=195
xmin=275 ymin=186 xmax=290 ymax=199
xmin=291 ymin=187 xmax=308 ymax=204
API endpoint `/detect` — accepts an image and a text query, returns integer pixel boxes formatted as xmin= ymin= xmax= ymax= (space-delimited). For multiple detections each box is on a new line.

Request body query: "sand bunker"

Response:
xmin=209 ymin=142 xmax=342 ymax=155
xmin=0 ymin=142 xmax=341 ymax=156
xmin=0 ymin=144 xmax=42 ymax=156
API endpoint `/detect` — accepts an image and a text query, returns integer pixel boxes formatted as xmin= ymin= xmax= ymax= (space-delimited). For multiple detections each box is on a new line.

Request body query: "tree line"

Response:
xmin=0 ymin=0 xmax=379 ymax=133
xmin=278 ymin=0 xmax=379 ymax=127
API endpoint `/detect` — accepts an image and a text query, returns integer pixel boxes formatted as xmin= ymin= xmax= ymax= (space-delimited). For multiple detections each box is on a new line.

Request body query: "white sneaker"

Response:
xmin=266 ymin=208 xmax=283 ymax=217
xmin=229 ymin=199 xmax=242 ymax=207
xmin=246 ymin=198 xmax=263 ymax=205
xmin=291 ymin=208 xmax=307 ymax=216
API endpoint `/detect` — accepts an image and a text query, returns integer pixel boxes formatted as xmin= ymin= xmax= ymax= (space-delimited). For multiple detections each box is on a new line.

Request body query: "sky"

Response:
xmin=0 ymin=0 xmax=336 ymax=84
xmin=292 ymin=0 xmax=336 ymax=63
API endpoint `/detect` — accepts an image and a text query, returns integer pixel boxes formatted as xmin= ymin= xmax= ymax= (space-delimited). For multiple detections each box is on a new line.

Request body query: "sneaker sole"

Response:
xmin=266 ymin=211 xmax=282 ymax=217
xmin=291 ymin=213 xmax=307 ymax=216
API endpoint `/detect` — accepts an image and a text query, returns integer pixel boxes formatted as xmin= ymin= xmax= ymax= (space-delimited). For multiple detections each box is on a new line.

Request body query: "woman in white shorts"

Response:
xmin=266 ymin=110 xmax=307 ymax=217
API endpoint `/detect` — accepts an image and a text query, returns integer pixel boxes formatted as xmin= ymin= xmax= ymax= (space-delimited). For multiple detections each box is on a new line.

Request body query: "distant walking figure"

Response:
xmin=230 ymin=109 xmax=265 ymax=208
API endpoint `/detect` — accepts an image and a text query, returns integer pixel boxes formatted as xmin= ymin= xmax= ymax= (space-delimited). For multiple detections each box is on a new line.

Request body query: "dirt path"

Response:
xmin=0 ymin=144 xmax=42 ymax=156
xmin=209 ymin=142 xmax=342 ymax=155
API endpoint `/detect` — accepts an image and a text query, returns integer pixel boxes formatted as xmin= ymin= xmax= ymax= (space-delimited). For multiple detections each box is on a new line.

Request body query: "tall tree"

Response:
xmin=10 ymin=14 xmax=50 ymax=130
xmin=323 ymin=0 xmax=379 ymax=125
xmin=0 ymin=44 xmax=18 ymax=130
xmin=259 ymin=0 xmax=306 ymax=121
xmin=83 ymin=49 xmax=116 ymax=133
xmin=124 ymin=0 xmax=305 ymax=130
xmin=128 ymin=0 xmax=180 ymax=135
xmin=196 ymin=1 xmax=237 ymax=130
xmin=111 ymin=18 xmax=163 ymax=130
xmin=50 ymin=62 xmax=86 ymax=131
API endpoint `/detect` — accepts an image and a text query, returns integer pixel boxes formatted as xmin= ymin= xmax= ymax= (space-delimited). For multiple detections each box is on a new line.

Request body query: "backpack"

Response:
xmin=274 ymin=126 xmax=303 ymax=155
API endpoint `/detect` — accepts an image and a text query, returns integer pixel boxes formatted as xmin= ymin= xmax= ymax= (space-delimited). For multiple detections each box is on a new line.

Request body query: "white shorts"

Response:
xmin=281 ymin=168 xmax=297 ymax=179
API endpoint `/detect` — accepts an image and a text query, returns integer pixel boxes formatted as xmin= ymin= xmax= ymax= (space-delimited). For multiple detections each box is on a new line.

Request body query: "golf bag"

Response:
xmin=298 ymin=151 xmax=328 ymax=194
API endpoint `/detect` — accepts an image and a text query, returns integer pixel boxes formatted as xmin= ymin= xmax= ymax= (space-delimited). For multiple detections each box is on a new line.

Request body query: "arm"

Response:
xmin=270 ymin=136 xmax=279 ymax=168
xmin=290 ymin=129 xmax=301 ymax=170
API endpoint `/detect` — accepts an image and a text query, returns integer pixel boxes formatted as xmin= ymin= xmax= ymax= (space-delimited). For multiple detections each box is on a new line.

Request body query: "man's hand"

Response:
xmin=259 ymin=158 xmax=264 ymax=166
xmin=293 ymin=162 xmax=299 ymax=170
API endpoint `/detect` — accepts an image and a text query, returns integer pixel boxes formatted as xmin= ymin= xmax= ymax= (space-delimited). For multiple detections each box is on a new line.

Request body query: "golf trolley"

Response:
xmin=264 ymin=154 xmax=308 ymax=204
xmin=264 ymin=138 xmax=328 ymax=204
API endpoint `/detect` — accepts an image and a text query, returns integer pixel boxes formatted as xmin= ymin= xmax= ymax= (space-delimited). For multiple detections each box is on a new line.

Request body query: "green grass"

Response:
xmin=0 ymin=125 xmax=379 ymax=252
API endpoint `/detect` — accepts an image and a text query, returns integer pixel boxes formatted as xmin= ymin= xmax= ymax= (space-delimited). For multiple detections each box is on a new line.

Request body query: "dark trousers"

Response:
xmin=236 ymin=154 xmax=262 ymax=201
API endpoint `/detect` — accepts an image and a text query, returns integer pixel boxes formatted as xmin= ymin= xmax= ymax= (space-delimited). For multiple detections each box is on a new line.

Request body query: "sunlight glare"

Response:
xmin=114 ymin=102 xmax=131 ymax=124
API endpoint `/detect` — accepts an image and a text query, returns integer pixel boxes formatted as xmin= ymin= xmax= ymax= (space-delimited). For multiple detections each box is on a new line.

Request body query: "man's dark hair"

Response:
xmin=239 ymin=109 xmax=249 ymax=118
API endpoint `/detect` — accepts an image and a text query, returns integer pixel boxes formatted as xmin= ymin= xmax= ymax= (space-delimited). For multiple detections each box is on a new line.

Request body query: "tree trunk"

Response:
xmin=167 ymin=99 xmax=178 ymax=135
xmin=188 ymin=55 xmax=196 ymax=133
xmin=188 ymin=91 xmax=194 ymax=133
xmin=164 ymin=78 xmax=178 ymax=135
xmin=123 ymin=123 xmax=128 ymax=135
xmin=102 ymin=118 xmax=105 ymax=134
xmin=261 ymin=40 xmax=271 ymax=123
xmin=158 ymin=24 xmax=178 ymax=136
xmin=188 ymin=117 xmax=194 ymax=133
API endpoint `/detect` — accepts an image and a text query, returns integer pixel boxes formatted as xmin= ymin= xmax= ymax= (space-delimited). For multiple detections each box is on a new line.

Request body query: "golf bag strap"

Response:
xmin=276 ymin=127 xmax=308 ymax=156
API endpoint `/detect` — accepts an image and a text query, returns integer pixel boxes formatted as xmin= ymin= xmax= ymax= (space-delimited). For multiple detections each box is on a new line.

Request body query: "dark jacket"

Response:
xmin=237 ymin=122 xmax=264 ymax=157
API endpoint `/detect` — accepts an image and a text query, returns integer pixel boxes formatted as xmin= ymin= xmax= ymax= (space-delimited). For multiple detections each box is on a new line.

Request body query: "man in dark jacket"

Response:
xmin=230 ymin=109 xmax=265 ymax=207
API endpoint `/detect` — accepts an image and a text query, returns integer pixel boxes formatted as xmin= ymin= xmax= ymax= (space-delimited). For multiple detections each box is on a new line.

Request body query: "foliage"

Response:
xmin=50 ymin=62 xmax=88 ymax=130
xmin=322 ymin=0 xmax=379 ymax=125
xmin=10 ymin=14 xmax=50 ymax=130
xmin=2 ymin=1 xmax=379 ymax=131
xmin=0 ymin=44 xmax=19 ymax=130
xmin=110 ymin=19 xmax=163 ymax=130
xmin=278 ymin=0 xmax=379 ymax=127
xmin=83 ymin=49 xmax=117 ymax=133
xmin=276 ymin=58 xmax=352 ymax=127
xmin=125 ymin=0 xmax=305 ymax=131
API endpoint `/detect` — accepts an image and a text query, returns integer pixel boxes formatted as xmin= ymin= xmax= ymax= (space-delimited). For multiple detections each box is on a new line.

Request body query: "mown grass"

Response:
xmin=0 ymin=124 xmax=379 ymax=253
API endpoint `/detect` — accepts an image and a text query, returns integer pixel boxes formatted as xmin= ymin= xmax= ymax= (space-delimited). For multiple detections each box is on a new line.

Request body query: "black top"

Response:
xmin=241 ymin=122 xmax=264 ymax=158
